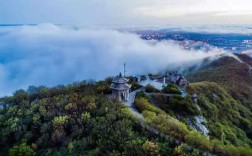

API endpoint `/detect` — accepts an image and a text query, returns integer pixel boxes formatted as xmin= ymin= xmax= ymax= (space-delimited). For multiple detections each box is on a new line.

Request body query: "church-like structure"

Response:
xmin=110 ymin=73 xmax=131 ymax=102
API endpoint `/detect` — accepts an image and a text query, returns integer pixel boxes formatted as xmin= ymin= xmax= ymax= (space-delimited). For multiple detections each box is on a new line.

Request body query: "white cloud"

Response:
xmin=0 ymin=24 xmax=224 ymax=96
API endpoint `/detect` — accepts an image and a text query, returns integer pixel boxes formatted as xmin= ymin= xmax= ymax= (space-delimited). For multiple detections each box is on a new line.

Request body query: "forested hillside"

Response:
xmin=1 ymin=55 xmax=252 ymax=156
xmin=0 ymin=82 xmax=168 ymax=155
xmin=1 ymin=78 xmax=252 ymax=156
xmin=187 ymin=82 xmax=252 ymax=147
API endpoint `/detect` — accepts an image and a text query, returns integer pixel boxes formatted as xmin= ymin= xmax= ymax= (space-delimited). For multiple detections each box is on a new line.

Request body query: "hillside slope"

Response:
xmin=187 ymin=82 xmax=252 ymax=146
xmin=1 ymin=55 xmax=252 ymax=156
xmin=0 ymin=82 xmax=173 ymax=155
xmin=187 ymin=54 xmax=252 ymax=109
xmin=1 ymin=80 xmax=252 ymax=155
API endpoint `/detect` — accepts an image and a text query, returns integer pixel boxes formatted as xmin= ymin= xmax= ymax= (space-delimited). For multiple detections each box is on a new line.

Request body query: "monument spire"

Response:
xmin=124 ymin=62 xmax=126 ymax=77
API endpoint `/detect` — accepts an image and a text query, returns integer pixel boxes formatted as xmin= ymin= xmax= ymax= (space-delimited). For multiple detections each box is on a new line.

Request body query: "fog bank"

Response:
xmin=0 ymin=24 xmax=225 ymax=96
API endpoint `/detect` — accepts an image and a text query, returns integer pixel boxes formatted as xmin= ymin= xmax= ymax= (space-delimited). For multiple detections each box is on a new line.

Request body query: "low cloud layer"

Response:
xmin=0 ymin=24 xmax=224 ymax=96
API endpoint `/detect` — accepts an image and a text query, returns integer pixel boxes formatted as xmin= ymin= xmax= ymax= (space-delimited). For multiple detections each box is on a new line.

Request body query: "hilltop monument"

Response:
xmin=110 ymin=72 xmax=131 ymax=102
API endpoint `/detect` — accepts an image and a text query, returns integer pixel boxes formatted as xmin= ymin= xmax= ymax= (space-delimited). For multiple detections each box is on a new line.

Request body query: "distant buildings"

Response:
xmin=134 ymin=75 xmax=141 ymax=82
xmin=110 ymin=73 xmax=132 ymax=102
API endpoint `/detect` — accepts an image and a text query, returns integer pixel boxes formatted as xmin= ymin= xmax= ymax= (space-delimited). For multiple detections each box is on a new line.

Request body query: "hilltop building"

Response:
xmin=134 ymin=75 xmax=141 ymax=82
xmin=110 ymin=73 xmax=132 ymax=102
xmin=168 ymin=71 xmax=189 ymax=88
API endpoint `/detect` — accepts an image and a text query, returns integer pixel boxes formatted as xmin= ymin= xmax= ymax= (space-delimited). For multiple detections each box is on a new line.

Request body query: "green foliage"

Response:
xmin=142 ymin=140 xmax=160 ymax=156
xmin=126 ymin=76 xmax=142 ymax=91
xmin=0 ymin=82 xmax=172 ymax=155
xmin=174 ymin=144 xmax=200 ymax=156
xmin=140 ymin=75 xmax=147 ymax=81
xmin=138 ymin=86 xmax=252 ymax=155
xmin=7 ymin=117 xmax=20 ymax=133
xmin=167 ymin=95 xmax=199 ymax=115
xmin=1 ymin=78 xmax=252 ymax=156
xmin=96 ymin=78 xmax=112 ymax=94
xmin=187 ymin=81 xmax=252 ymax=146
xmin=162 ymin=83 xmax=182 ymax=95
xmin=81 ymin=111 xmax=91 ymax=122
xmin=86 ymin=102 xmax=97 ymax=112
xmin=39 ymin=106 xmax=47 ymax=116
xmin=145 ymin=84 xmax=160 ymax=93
xmin=131 ymin=82 xmax=142 ymax=91
xmin=52 ymin=116 xmax=69 ymax=126
xmin=8 ymin=142 xmax=36 ymax=156
xmin=135 ymin=91 xmax=149 ymax=99
xmin=134 ymin=97 xmax=163 ymax=114
xmin=142 ymin=110 xmax=157 ymax=123
xmin=64 ymin=102 xmax=78 ymax=113
xmin=152 ymin=94 xmax=200 ymax=116
xmin=185 ymin=131 xmax=212 ymax=151
xmin=152 ymin=114 xmax=190 ymax=141
xmin=187 ymin=56 xmax=252 ymax=109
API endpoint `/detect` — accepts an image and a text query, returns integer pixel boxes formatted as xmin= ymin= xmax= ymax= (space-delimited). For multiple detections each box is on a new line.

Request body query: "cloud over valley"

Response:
xmin=0 ymin=24 xmax=225 ymax=96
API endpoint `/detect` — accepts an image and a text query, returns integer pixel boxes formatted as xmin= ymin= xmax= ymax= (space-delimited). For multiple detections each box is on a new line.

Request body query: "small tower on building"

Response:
xmin=162 ymin=76 xmax=166 ymax=88
xmin=110 ymin=72 xmax=132 ymax=102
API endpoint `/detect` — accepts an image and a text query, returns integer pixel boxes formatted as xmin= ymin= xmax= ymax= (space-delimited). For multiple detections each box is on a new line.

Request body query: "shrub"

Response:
xmin=145 ymin=84 xmax=160 ymax=93
xmin=174 ymin=144 xmax=200 ymax=156
xmin=52 ymin=116 xmax=69 ymax=126
xmin=167 ymin=96 xmax=200 ymax=115
xmin=64 ymin=102 xmax=78 ymax=113
xmin=142 ymin=110 xmax=157 ymax=123
xmin=135 ymin=91 xmax=149 ymax=99
xmin=142 ymin=141 xmax=160 ymax=156
xmin=134 ymin=97 xmax=161 ymax=114
xmin=185 ymin=131 xmax=213 ymax=151
xmin=8 ymin=142 xmax=36 ymax=156
xmin=131 ymin=82 xmax=142 ymax=91
xmin=81 ymin=112 xmax=91 ymax=122
xmin=152 ymin=114 xmax=190 ymax=141
xmin=162 ymin=84 xmax=181 ymax=95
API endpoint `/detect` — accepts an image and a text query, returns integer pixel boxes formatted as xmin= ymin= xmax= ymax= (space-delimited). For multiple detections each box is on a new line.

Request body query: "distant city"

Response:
xmin=136 ymin=30 xmax=252 ymax=53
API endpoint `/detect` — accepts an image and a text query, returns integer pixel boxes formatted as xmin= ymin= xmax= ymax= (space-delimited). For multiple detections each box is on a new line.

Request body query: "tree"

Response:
xmin=145 ymin=84 xmax=160 ymax=93
xmin=65 ymin=102 xmax=78 ymax=113
xmin=134 ymin=97 xmax=161 ymax=114
xmin=185 ymin=131 xmax=212 ymax=151
xmin=81 ymin=112 xmax=91 ymax=122
xmin=52 ymin=116 xmax=69 ymax=127
xmin=142 ymin=140 xmax=160 ymax=156
xmin=162 ymin=84 xmax=181 ymax=95
xmin=174 ymin=144 xmax=199 ymax=156
xmin=8 ymin=142 xmax=36 ymax=156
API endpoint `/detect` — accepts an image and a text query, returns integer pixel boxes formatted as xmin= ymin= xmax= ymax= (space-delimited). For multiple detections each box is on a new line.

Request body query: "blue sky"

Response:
xmin=0 ymin=0 xmax=252 ymax=26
